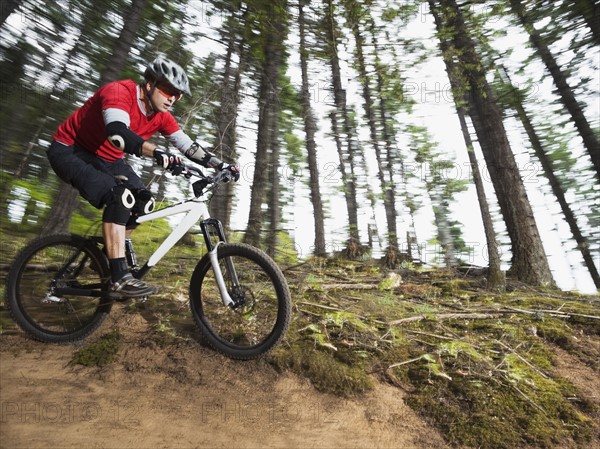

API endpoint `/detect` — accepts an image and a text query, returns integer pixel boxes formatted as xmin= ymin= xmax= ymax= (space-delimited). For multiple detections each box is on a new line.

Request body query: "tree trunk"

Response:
xmin=430 ymin=0 xmax=555 ymax=287
xmin=211 ymin=20 xmax=245 ymax=230
xmin=324 ymin=0 xmax=361 ymax=250
xmin=99 ymin=0 xmax=146 ymax=85
xmin=501 ymin=69 xmax=600 ymax=289
xmin=430 ymin=190 xmax=456 ymax=267
xmin=430 ymin=5 xmax=504 ymax=289
xmin=510 ymin=0 xmax=600 ymax=181
xmin=266 ymin=100 xmax=282 ymax=258
xmin=457 ymin=109 xmax=505 ymax=291
xmin=244 ymin=2 xmax=287 ymax=247
xmin=377 ymin=80 xmax=400 ymax=250
xmin=298 ymin=0 xmax=326 ymax=257
xmin=345 ymin=0 xmax=398 ymax=251
xmin=371 ymin=28 xmax=404 ymax=260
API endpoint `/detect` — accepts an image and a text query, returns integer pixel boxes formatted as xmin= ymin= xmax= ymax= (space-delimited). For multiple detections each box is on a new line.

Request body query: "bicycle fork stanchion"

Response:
xmin=201 ymin=218 xmax=241 ymax=307
xmin=208 ymin=243 xmax=234 ymax=307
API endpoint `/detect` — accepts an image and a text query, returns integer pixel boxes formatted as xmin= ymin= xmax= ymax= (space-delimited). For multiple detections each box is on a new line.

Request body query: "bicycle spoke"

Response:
xmin=190 ymin=243 xmax=291 ymax=359
xmin=7 ymin=235 xmax=111 ymax=342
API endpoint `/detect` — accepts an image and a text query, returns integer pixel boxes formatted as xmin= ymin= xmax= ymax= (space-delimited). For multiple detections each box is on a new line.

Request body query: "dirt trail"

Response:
xmin=0 ymin=306 xmax=449 ymax=449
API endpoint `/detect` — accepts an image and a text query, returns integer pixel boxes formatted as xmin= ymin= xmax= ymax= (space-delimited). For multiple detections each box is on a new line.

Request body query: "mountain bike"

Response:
xmin=5 ymin=166 xmax=292 ymax=360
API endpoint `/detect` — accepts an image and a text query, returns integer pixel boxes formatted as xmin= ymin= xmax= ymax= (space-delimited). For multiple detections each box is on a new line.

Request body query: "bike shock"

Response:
xmin=125 ymin=238 xmax=138 ymax=268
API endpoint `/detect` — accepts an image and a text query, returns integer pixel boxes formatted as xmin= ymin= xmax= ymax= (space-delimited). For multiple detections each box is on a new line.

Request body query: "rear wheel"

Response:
xmin=189 ymin=243 xmax=291 ymax=360
xmin=6 ymin=234 xmax=112 ymax=343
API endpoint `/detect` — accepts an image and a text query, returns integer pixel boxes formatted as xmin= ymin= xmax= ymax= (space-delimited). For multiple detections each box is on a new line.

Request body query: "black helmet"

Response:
xmin=144 ymin=56 xmax=191 ymax=96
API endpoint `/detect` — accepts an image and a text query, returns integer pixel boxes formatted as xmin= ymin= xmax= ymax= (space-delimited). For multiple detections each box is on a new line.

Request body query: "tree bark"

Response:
xmin=429 ymin=4 xmax=505 ymax=290
xmin=572 ymin=0 xmax=600 ymax=45
xmin=299 ymin=0 xmax=327 ymax=257
xmin=211 ymin=17 xmax=245 ymax=230
xmin=245 ymin=2 xmax=287 ymax=247
xmin=457 ymin=109 xmax=505 ymax=291
xmin=430 ymin=0 xmax=555 ymax=287
xmin=266 ymin=97 xmax=282 ymax=258
xmin=345 ymin=0 xmax=398 ymax=251
xmin=40 ymin=182 xmax=79 ymax=236
xmin=430 ymin=189 xmax=456 ymax=267
xmin=324 ymin=0 xmax=361 ymax=249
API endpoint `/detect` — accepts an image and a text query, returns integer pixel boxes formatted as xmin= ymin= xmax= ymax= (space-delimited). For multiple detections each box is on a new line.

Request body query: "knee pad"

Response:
xmin=132 ymin=189 xmax=155 ymax=216
xmin=126 ymin=189 xmax=155 ymax=229
xmin=103 ymin=185 xmax=135 ymax=225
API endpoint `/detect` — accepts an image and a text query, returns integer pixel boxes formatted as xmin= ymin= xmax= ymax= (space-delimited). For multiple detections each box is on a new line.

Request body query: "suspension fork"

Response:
xmin=200 ymin=219 xmax=240 ymax=307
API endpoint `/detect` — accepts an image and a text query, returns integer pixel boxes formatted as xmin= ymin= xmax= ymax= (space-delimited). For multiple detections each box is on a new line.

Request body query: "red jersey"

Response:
xmin=53 ymin=80 xmax=181 ymax=162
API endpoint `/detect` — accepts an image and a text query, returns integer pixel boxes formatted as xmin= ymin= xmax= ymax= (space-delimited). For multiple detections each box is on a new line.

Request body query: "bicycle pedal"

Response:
xmin=111 ymin=292 xmax=149 ymax=303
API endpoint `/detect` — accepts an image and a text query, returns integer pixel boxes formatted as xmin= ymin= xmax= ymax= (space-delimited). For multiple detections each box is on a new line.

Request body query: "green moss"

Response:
xmin=69 ymin=330 xmax=120 ymax=367
xmin=537 ymin=320 xmax=573 ymax=349
xmin=271 ymin=342 xmax=373 ymax=397
xmin=435 ymin=278 xmax=472 ymax=297
xmin=405 ymin=368 xmax=594 ymax=449
xmin=407 ymin=380 xmax=524 ymax=448
xmin=398 ymin=341 xmax=594 ymax=448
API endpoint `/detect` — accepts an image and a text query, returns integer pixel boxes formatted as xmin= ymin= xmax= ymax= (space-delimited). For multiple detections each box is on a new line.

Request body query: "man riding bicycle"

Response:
xmin=47 ymin=56 xmax=239 ymax=299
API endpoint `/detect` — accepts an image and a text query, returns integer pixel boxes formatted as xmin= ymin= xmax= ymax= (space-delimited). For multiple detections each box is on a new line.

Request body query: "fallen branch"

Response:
xmin=310 ymin=283 xmax=379 ymax=290
xmin=451 ymin=306 xmax=600 ymax=321
xmin=510 ymin=382 xmax=548 ymax=416
xmin=404 ymin=329 xmax=457 ymax=341
xmin=503 ymin=306 xmax=600 ymax=321
xmin=387 ymin=355 xmax=427 ymax=370
xmin=297 ymin=302 xmax=386 ymax=326
xmin=388 ymin=313 xmax=501 ymax=325
xmin=297 ymin=301 xmax=343 ymax=312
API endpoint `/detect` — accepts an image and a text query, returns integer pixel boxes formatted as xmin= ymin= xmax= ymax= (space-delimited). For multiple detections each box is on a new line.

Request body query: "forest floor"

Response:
xmin=1 ymin=255 xmax=599 ymax=449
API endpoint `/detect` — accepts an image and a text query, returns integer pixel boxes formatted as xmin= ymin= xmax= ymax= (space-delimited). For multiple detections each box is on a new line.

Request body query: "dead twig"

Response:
xmin=495 ymin=340 xmax=550 ymax=379
xmin=388 ymin=313 xmax=501 ymax=325
xmin=310 ymin=283 xmax=379 ymax=290
xmin=503 ymin=306 xmax=600 ymax=320
xmin=297 ymin=301 xmax=343 ymax=312
xmin=510 ymin=382 xmax=549 ymax=416
xmin=387 ymin=355 xmax=427 ymax=370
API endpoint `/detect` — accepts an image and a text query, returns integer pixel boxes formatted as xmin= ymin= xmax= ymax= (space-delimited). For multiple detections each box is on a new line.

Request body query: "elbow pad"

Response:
xmin=106 ymin=121 xmax=144 ymax=157
xmin=185 ymin=143 xmax=222 ymax=168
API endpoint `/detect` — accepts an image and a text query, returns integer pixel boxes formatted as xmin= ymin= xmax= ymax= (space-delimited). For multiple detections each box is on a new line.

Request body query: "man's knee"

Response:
xmin=103 ymin=185 xmax=135 ymax=225
xmin=125 ymin=188 xmax=155 ymax=229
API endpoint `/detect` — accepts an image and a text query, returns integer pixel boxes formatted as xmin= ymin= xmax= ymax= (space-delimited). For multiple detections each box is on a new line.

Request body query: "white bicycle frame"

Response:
xmin=134 ymin=197 xmax=235 ymax=307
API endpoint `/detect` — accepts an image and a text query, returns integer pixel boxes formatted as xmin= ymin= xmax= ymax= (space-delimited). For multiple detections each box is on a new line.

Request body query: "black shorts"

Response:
xmin=47 ymin=141 xmax=145 ymax=209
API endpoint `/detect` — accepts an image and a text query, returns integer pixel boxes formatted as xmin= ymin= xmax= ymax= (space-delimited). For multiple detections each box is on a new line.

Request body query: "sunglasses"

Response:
xmin=156 ymin=84 xmax=182 ymax=101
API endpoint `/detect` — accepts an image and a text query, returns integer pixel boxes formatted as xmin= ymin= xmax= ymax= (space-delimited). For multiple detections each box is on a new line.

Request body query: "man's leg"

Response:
xmin=102 ymin=186 xmax=156 ymax=297
xmin=103 ymin=221 xmax=130 ymax=287
xmin=103 ymin=222 xmax=126 ymax=259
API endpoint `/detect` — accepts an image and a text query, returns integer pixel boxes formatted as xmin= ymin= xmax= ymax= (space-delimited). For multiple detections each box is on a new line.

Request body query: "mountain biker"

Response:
xmin=46 ymin=56 xmax=239 ymax=299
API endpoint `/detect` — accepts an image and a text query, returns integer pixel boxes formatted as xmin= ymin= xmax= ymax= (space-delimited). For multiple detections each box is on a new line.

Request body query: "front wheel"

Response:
xmin=5 ymin=234 xmax=112 ymax=343
xmin=189 ymin=243 xmax=292 ymax=360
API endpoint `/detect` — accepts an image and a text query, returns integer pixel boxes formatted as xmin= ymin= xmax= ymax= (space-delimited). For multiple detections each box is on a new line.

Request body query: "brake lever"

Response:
xmin=192 ymin=179 xmax=210 ymax=197
xmin=184 ymin=165 xmax=204 ymax=179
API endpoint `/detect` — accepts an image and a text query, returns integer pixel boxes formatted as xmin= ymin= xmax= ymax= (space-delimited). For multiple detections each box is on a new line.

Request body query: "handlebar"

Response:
xmin=181 ymin=163 xmax=236 ymax=198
